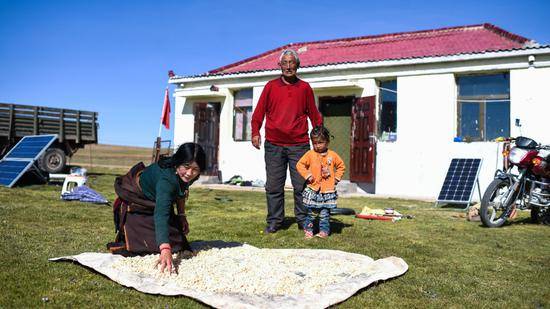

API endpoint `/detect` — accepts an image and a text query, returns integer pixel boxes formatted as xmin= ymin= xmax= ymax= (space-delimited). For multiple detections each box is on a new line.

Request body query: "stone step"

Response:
xmin=336 ymin=180 xmax=357 ymax=195
xmin=195 ymin=175 xmax=221 ymax=185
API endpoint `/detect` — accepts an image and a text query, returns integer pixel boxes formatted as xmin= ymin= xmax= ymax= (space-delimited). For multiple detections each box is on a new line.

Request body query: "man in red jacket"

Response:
xmin=251 ymin=49 xmax=323 ymax=234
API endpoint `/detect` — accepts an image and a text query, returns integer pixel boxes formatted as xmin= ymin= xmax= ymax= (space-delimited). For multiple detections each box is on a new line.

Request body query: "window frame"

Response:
xmin=456 ymin=72 xmax=510 ymax=142
xmin=377 ymin=79 xmax=398 ymax=142
xmin=232 ymin=88 xmax=253 ymax=142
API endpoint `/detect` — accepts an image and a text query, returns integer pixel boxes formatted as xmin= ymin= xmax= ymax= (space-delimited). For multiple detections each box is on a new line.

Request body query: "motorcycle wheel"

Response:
xmin=530 ymin=207 xmax=540 ymax=224
xmin=531 ymin=207 xmax=550 ymax=225
xmin=480 ymin=178 xmax=516 ymax=228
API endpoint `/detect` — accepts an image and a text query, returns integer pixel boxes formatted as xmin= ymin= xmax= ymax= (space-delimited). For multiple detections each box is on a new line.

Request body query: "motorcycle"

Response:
xmin=480 ymin=136 xmax=550 ymax=227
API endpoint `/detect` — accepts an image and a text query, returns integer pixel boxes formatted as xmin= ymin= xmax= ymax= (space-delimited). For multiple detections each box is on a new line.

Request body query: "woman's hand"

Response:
xmin=156 ymin=244 xmax=174 ymax=274
xmin=179 ymin=214 xmax=190 ymax=235
xmin=307 ymin=175 xmax=315 ymax=184
xmin=176 ymin=199 xmax=189 ymax=235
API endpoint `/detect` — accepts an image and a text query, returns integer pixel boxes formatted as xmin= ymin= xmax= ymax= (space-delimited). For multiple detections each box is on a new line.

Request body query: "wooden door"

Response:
xmin=350 ymin=96 xmax=376 ymax=183
xmin=193 ymin=102 xmax=220 ymax=176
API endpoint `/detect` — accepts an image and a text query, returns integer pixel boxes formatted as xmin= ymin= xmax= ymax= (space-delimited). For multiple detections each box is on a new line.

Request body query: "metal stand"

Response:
xmin=30 ymin=163 xmax=48 ymax=183
xmin=152 ymin=137 xmax=162 ymax=163
xmin=151 ymin=138 xmax=172 ymax=163
xmin=465 ymin=179 xmax=482 ymax=210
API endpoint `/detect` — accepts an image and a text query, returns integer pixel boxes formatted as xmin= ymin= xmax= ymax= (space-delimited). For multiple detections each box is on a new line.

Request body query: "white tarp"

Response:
xmin=50 ymin=241 xmax=408 ymax=308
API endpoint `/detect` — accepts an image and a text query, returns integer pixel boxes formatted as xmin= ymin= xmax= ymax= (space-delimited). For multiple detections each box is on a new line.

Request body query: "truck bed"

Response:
xmin=0 ymin=103 xmax=98 ymax=143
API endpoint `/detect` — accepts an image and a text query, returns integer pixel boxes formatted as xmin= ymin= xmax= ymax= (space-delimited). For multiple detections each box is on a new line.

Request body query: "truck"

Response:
xmin=0 ymin=102 xmax=98 ymax=173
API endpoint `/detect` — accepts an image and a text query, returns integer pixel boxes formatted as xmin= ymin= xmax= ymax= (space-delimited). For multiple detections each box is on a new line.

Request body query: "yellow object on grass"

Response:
xmin=360 ymin=206 xmax=386 ymax=215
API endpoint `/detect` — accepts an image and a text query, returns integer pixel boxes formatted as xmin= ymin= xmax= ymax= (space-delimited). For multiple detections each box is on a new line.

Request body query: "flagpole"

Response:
xmin=157 ymin=122 xmax=163 ymax=138
xmin=153 ymin=87 xmax=169 ymax=163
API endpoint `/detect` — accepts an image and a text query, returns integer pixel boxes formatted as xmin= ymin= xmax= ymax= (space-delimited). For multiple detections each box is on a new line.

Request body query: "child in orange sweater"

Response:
xmin=296 ymin=125 xmax=346 ymax=239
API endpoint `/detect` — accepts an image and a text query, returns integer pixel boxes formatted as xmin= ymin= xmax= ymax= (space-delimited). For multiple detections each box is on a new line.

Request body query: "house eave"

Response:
xmin=169 ymin=46 xmax=550 ymax=85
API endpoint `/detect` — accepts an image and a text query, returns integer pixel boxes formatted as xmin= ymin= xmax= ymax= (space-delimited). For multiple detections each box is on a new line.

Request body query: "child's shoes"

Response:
xmin=315 ymin=231 xmax=329 ymax=239
xmin=304 ymin=230 xmax=314 ymax=239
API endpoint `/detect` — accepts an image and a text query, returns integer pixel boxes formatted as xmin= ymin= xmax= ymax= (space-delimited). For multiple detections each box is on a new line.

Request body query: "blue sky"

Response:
xmin=1 ymin=0 xmax=549 ymax=147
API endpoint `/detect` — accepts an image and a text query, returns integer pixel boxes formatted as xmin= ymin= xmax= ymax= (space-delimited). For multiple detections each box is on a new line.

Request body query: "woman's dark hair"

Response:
xmin=159 ymin=142 xmax=206 ymax=177
xmin=310 ymin=125 xmax=331 ymax=142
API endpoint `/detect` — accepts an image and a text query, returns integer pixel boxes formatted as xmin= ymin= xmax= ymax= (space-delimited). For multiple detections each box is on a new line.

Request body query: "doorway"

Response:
xmin=193 ymin=102 xmax=220 ymax=176
xmin=350 ymin=96 xmax=376 ymax=183
xmin=319 ymin=96 xmax=353 ymax=180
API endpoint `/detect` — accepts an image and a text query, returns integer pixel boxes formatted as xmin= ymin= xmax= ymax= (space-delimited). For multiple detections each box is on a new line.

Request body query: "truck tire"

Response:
xmin=39 ymin=147 xmax=67 ymax=174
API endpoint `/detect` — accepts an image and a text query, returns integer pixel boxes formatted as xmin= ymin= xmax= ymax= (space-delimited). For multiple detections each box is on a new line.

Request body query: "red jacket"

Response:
xmin=251 ymin=77 xmax=322 ymax=146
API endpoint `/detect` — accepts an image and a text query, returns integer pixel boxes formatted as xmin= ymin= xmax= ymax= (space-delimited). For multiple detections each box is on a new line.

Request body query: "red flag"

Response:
xmin=161 ymin=88 xmax=171 ymax=129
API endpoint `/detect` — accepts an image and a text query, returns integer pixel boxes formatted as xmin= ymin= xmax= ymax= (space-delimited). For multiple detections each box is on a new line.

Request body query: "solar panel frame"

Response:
xmin=0 ymin=160 xmax=34 ymax=187
xmin=0 ymin=134 xmax=58 ymax=187
xmin=3 ymin=135 xmax=59 ymax=160
xmin=436 ymin=158 xmax=483 ymax=207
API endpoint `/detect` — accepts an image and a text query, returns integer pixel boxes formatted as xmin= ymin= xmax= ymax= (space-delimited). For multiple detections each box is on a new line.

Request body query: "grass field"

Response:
xmin=69 ymin=144 xmax=154 ymax=169
xmin=1 ymin=146 xmax=549 ymax=308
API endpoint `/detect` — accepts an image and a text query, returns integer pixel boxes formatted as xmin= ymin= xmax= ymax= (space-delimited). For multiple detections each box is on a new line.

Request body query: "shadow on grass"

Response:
xmin=480 ymin=217 xmax=546 ymax=227
xmin=437 ymin=203 xmax=469 ymax=211
xmin=475 ymin=215 xmax=550 ymax=228
xmin=279 ymin=217 xmax=299 ymax=231
xmin=190 ymin=240 xmax=244 ymax=250
xmin=11 ymin=171 xmax=48 ymax=187
xmin=277 ymin=216 xmax=353 ymax=235
xmin=330 ymin=218 xmax=353 ymax=235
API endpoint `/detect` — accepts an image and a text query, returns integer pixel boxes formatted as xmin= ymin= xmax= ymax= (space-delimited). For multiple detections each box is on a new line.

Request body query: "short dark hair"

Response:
xmin=159 ymin=142 xmax=206 ymax=172
xmin=310 ymin=125 xmax=331 ymax=142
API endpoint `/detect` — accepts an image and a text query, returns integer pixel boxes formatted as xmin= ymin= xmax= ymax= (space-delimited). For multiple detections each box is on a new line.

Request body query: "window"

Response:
xmin=378 ymin=80 xmax=397 ymax=141
xmin=233 ymin=88 xmax=253 ymax=141
xmin=457 ymin=73 xmax=510 ymax=141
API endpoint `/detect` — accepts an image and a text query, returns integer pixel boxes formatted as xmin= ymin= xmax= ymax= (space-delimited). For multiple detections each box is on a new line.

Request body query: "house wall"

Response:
xmin=368 ymin=66 xmax=550 ymax=200
xmin=173 ymin=97 xmax=193 ymax=148
xmin=174 ymin=87 xmax=268 ymax=182
xmin=217 ymin=87 xmax=266 ymax=182
xmin=172 ymin=54 xmax=550 ymax=200
xmin=375 ymin=73 xmax=503 ymax=200
xmin=510 ymin=67 xmax=550 ymax=144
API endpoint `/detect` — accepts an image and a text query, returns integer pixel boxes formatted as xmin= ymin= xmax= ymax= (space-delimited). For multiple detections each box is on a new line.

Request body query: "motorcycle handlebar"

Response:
xmin=497 ymin=137 xmax=550 ymax=150
xmin=501 ymin=137 xmax=549 ymax=148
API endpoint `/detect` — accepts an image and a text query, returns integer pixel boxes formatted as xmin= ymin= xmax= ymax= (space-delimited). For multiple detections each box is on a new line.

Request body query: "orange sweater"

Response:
xmin=296 ymin=149 xmax=346 ymax=193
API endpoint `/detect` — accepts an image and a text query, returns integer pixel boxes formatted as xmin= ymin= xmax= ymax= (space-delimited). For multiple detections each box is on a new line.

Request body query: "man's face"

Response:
xmin=279 ymin=54 xmax=298 ymax=79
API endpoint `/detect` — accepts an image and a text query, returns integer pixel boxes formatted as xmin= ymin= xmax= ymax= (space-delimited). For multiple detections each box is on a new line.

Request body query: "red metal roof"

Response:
xmin=208 ymin=23 xmax=530 ymax=75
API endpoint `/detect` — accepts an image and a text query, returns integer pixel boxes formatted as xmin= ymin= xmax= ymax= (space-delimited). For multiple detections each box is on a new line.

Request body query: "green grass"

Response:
xmin=1 ymin=168 xmax=549 ymax=308
xmin=69 ymin=144 xmax=152 ymax=169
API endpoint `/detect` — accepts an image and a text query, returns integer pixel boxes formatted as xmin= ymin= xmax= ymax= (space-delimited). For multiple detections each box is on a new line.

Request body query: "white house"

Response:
xmin=169 ymin=23 xmax=550 ymax=202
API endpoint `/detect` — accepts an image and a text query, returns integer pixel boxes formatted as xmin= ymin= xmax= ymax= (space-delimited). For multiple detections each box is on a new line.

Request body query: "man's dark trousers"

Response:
xmin=264 ymin=141 xmax=310 ymax=229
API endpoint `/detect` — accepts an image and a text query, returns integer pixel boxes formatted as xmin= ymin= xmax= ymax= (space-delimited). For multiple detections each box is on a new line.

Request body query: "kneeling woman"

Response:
xmin=111 ymin=142 xmax=206 ymax=273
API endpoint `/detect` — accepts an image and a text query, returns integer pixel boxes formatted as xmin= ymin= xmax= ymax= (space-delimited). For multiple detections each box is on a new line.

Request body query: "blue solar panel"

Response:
xmin=0 ymin=134 xmax=58 ymax=187
xmin=436 ymin=158 xmax=482 ymax=205
xmin=0 ymin=161 xmax=33 ymax=187
xmin=5 ymin=135 xmax=58 ymax=159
